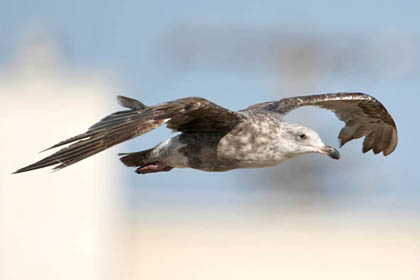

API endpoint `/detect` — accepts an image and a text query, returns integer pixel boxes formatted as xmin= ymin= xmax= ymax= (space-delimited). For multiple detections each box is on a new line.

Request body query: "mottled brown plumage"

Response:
xmin=14 ymin=92 xmax=397 ymax=174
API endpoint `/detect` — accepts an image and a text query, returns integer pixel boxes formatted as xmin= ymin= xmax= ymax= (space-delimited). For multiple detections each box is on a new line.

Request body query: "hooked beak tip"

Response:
xmin=322 ymin=145 xmax=340 ymax=160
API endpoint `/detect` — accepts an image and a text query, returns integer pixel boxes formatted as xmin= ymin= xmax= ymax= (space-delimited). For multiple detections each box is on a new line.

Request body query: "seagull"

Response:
xmin=14 ymin=93 xmax=398 ymax=174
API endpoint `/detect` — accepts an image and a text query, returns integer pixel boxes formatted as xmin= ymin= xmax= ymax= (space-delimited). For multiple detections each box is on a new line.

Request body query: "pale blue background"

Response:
xmin=3 ymin=0 xmax=419 ymax=219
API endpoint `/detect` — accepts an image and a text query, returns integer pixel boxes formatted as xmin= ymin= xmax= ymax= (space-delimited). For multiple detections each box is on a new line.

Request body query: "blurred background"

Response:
xmin=1 ymin=1 xmax=419 ymax=279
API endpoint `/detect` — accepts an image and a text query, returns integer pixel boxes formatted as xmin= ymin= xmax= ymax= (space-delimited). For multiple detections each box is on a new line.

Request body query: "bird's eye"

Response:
xmin=298 ymin=133 xmax=307 ymax=140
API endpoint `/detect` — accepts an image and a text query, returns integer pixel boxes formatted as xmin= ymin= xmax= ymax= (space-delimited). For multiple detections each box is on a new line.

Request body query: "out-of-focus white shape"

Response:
xmin=0 ymin=35 xmax=117 ymax=280
xmin=111 ymin=216 xmax=420 ymax=280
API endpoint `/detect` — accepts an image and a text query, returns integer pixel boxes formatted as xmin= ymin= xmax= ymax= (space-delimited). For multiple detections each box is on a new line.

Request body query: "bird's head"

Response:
xmin=280 ymin=123 xmax=340 ymax=160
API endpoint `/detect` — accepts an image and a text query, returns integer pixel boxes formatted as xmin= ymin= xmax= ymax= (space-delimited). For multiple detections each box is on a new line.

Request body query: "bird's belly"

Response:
xmin=151 ymin=137 xmax=190 ymax=168
xmin=155 ymin=134 xmax=228 ymax=170
xmin=172 ymin=133 xmax=236 ymax=171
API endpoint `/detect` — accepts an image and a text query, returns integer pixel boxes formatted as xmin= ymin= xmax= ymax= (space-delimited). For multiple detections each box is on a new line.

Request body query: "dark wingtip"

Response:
xmin=382 ymin=145 xmax=396 ymax=156
xmin=372 ymin=148 xmax=381 ymax=155
xmin=362 ymin=147 xmax=391 ymax=156
xmin=39 ymin=146 xmax=55 ymax=153
xmin=12 ymin=164 xmax=40 ymax=174
xmin=12 ymin=167 xmax=29 ymax=174
xmin=383 ymin=150 xmax=392 ymax=156
xmin=362 ymin=146 xmax=371 ymax=154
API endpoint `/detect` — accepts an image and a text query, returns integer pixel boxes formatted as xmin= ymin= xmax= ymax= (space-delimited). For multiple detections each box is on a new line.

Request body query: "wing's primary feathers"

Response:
xmin=244 ymin=92 xmax=398 ymax=156
xmin=14 ymin=96 xmax=240 ymax=173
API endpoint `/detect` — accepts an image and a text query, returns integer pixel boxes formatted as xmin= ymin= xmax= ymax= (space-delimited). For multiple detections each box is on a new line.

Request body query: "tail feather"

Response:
xmin=119 ymin=149 xmax=153 ymax=167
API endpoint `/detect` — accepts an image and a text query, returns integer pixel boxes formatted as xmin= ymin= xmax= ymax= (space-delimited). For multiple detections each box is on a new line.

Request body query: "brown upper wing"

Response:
xmin=243 ymin=92 xmax=398 ymax=156
xmin=14 ymin=96 xmax=240 ymax=173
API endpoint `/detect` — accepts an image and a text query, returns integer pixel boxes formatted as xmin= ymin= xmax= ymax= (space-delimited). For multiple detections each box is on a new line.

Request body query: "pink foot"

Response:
xmin=135 ymin=162 xmax=173 ymax=174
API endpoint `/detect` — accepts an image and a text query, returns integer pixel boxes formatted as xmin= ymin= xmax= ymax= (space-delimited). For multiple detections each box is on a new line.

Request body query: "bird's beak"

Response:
xmin=319 ymin=145 xmax=340 ymax=160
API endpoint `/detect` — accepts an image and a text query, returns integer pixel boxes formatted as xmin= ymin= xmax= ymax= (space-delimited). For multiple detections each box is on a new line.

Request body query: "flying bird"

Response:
xmin=14 ymin=93 xmax=398 ymax=174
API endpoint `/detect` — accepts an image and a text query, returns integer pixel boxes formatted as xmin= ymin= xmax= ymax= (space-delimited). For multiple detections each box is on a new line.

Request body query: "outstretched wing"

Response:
xmin=14 ymin=96 xmax=241 ymax=173
xmin=243 ymin=92 xmax=398 ymax=156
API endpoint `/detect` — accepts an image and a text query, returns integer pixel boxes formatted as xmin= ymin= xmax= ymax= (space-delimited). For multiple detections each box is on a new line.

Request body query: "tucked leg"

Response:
xmin=135 ymin=162 xmax=173 ymax=174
